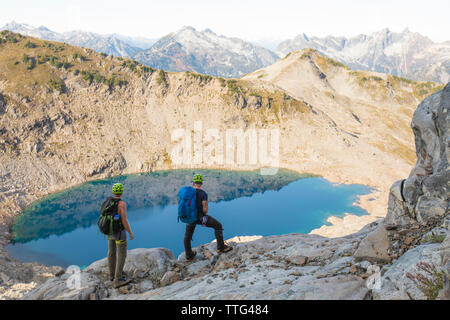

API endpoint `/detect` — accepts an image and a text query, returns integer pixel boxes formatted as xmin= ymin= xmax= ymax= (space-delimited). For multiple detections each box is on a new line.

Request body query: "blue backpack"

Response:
xmin=177 ymin=186 xmax=198 ymax=224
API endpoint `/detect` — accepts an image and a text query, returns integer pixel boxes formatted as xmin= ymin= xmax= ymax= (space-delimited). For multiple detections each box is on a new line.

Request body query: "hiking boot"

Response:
xmin=217 ymin=245 xmax=233 ymax=254
xmin=113 ymin=277 xmax=132 ymax=289
xmin=186 ymin=251 xmax=197 ymax=262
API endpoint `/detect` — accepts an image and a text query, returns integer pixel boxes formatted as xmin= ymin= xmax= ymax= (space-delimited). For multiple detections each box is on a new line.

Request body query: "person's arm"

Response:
xmin=202 ymin=200 xmax=208 ymax=214
xmin=118 ymin=201 xmax=134 ymax=240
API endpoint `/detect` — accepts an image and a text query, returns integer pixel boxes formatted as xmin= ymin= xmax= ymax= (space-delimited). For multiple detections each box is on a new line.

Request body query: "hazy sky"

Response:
xmin=1 ymin=0 xmax=449 ymax=43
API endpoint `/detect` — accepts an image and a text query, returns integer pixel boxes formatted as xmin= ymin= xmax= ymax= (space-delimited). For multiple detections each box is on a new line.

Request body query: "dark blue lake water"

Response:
xmin=7 ymin=169 xmax=373 ymax=268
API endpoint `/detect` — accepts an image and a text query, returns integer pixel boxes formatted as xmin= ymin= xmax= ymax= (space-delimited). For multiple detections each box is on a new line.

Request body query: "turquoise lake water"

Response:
xmin=7 ymin=169 xmax=373 ymax=268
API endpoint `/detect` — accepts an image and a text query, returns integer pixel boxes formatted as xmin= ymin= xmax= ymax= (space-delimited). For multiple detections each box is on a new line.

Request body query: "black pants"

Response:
xmin=184 ymin=215 xmax=225 ymax=255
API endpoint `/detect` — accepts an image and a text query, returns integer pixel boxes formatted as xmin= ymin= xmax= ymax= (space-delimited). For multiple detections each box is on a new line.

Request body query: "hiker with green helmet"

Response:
xmin=183 ymin=174 xmax=232 ymax=261
xmin=101 ymin=183 xmax=134 ymax=288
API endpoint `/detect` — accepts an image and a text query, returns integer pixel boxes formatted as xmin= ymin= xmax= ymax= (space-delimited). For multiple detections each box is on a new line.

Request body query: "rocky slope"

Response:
xmin=20 ymin=84 xmax=450 ymax=301
xmin=0 ymin=31 xmax=446 ymax=299
xmin=276 ymin=28 xmax=450 ymax=83
xmin=244 ymin=48 xmax=445 ymax=235
xmin=134 ymin=26 xmax=279 ymax=78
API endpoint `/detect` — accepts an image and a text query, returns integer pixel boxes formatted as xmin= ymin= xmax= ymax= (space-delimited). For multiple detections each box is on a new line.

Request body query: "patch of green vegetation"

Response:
xmin=157 ymin=69 xmax=168 ymax=86
xmin=283 ymin=93 xmax=291 ymax=100
xmin=283 ymin=52 xmax=291 ymax=60
xmin=80 ymin=70 xmax=95 ymax=84
xmin=322 ymin=56 xmax=350 ymax=70
xmin=369 ymin=76 xmax=383 ymax=81
xmin=45 ymin=55 xmax=72 ymax=70
xmin=355 ymin=73 xmax=385 ymax=86
xmin=406 ymin=262 xmax=445 ymax=300
xmin=104 ymin=75 xmax=128 ymax=89
xmin=299 ymin=48 xmax=318 ymax=60
xmin=389 ymin=74 xmax=414 ymax=84
xmin=21 ymin=53 xmax=36 ymax=70
xmin=140 ymin=65 xmax=153 ymax=73
xmin=79 ymin=70 xmax=127 ymax=88
xmin=72 ymin=53 xmax=86 ymax=61
xmin=186 ymin=71 xmax=213 ymax=85
xmin=121 ymin=59 xmax=152 ymax=76
xmin=226 ymin=79 xmax=241 ymax=94
xmin=421 ymin=233 xmax=446 ymax=244
xmin=414 ymin=81 xmax=444 ymax=97
xmin=24 ymin=40 xmax=38 ymax=48
xmin=42 ymin=42 xmax=65 ymax=53
xmin=26 ymin=57 xmax=36 ymax=70
xmin=122 ymin=59 xmax=138 ymax=72
xmin=48 ymin=79 xmax=66 ymax=93
xmin=37 ymin=55 xmax=49 ymax=64
xmin=0 ymin=30 xmax=21 ymax=43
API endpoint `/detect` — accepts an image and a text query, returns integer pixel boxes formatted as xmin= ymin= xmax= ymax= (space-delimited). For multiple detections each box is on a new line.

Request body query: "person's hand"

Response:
xmin=129 ymin=233 xmax=134 ymax=240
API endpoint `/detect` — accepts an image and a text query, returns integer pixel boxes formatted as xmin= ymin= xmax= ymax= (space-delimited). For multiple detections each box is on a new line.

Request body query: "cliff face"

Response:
xmin=363 ymin=84 xmax=449 ymax=299
xmin=386 ymin=83 xmax=449 ymax=226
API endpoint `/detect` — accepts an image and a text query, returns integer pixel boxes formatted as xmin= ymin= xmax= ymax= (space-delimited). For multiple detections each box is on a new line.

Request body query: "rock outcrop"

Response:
xmin=369 ymin=84 xmax=450 ymax=299
xmin=386 ymin=83 xmax=449 ymax=227
xmin=22 ymin=228 xmax=381 ymax=300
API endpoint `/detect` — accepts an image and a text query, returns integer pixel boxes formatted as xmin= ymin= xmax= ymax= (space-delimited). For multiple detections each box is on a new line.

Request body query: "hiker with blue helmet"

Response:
xmin=179 ymin=174 xmax=232 ymax=261
xmin=98 ymin=183 xmax=134 ymax=288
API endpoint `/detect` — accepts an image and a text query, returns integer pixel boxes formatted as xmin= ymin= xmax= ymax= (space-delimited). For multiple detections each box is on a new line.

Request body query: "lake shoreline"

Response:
xmin=6 ymin=170 xmax=374 ymax=267
xmin=0 ymin=163 xmax=398 ymax=299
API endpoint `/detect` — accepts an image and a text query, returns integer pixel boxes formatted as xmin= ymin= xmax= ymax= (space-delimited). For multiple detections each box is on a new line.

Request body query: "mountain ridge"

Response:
xmin=1 ymin=21 xmax=154 ymax=58
xmin=134 ymin=26 xmax=280 ymax=78
xmin=276 ymin=28 xmax=450 ymax=83
xmin=4 ymin=22 xmax=447 ymax=82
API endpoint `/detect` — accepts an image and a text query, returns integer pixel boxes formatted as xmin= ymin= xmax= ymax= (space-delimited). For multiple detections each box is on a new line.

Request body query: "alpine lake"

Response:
xmin=7 ymin=169 xmax=374 ymax=268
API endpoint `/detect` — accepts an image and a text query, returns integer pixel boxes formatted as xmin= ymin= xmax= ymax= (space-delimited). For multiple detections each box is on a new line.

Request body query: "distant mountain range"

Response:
xmin=276 ymin=28 xmax=450 ymax=83
xmin=1 ymin=21 xmax=157 ymax=58
xmin=1 ymin=21 xmax=448 ymax=82
xmin=134 ymin=26 xmax=279 ymax=78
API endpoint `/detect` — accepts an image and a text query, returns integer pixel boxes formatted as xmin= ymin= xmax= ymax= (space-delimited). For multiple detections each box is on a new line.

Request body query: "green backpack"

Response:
xmin=97 ymin=197 xmax=123 ymax=235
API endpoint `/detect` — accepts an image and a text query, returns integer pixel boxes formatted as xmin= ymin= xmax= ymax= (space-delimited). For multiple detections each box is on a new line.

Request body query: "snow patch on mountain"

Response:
xmin=0 ymin=21 xmax=149 ymax=58
xmin=134 ymin=26 xmax=279 ymax=78
xmin=276 ymin=28 xmax=449 ymax=83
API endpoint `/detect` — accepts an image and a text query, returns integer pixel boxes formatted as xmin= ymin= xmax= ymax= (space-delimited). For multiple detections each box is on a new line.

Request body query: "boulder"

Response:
xmin=354 ymin=224 xmax=390 ymax=264
xmin=22 ymin=270 xmax=107 ymax=300
xmin=85 ymin=248 xmax=174 ymax=280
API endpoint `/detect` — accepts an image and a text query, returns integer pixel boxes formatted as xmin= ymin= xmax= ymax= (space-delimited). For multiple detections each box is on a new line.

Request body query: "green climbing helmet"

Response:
xmin=112 ymin=183 xmax=124 ymax=195
xmin=193 ymin=174 xmax=203 ymax=184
